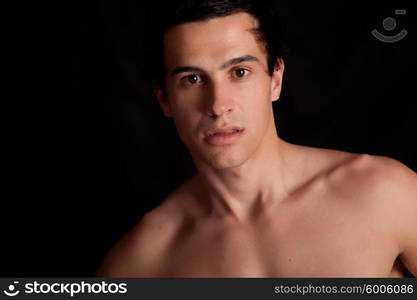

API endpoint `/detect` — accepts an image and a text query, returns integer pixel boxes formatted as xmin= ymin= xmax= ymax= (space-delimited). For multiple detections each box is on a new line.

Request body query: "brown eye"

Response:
xmin=188 ymin=75 xmax=198 ymax=83
xmin=233 ymin=68 xmax=248 ymax=78
xmin=184 ymin=74 xmax=201 ymax=85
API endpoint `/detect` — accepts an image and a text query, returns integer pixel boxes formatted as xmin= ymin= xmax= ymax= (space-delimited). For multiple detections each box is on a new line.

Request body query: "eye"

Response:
xmin=232 ymin=68 xmax=249 ymax=79
xmin=181 ymin=74 xmax=202 ymax=85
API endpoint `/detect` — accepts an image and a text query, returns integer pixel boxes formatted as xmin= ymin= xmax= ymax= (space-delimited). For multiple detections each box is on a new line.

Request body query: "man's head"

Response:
xmin=146 ymin=0 xmax=286 ymax=88
xmin=146 ymin=0 xmax=286 ymax=170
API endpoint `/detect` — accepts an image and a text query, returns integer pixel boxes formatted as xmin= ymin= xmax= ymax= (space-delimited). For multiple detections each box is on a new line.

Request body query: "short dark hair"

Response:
xmin=142 ymin=0 xmax=287 ymax=87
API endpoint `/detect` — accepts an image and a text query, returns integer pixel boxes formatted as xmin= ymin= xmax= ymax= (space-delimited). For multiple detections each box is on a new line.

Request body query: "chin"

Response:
xmin=202 ymin=149 xmax=249 ymax=170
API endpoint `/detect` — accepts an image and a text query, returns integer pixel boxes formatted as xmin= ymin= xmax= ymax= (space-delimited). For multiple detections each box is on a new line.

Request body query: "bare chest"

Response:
xmin=160 ymin=208 xmax=401 ymax=277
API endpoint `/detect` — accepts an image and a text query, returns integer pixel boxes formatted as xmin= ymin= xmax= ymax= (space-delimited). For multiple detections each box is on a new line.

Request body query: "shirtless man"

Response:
xmin=97 ymin=0 xmax=417 ymax=277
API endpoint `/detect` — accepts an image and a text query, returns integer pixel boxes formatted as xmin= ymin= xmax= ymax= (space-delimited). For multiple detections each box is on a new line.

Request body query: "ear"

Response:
xmin=270 ymin=58 xmax=285 ymax=102
xmin=153 ymin=83 xmax=173 ymax=117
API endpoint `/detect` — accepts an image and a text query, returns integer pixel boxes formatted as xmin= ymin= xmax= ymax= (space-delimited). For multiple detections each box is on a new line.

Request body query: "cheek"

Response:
xmin=172 ymin=98 xmax=200 ymax=128
xmin=237 ymin=79 xmax=271 ymax=114
xmin=166 ymin=85 xmax=205 ymax=140
xmin=167 ymin=85 xmax=202 ymax=113
xmin=239 ymin=85 xmax=272 ymax=138
xmin=170 ymin=102 xmax=201 ymax=142
xmin=172 ymin=107 xmax=195 ymax=130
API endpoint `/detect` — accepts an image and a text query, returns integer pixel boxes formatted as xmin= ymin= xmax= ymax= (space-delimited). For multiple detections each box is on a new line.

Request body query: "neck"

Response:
xmin=193 ymin=127 xmax=295 ymax=222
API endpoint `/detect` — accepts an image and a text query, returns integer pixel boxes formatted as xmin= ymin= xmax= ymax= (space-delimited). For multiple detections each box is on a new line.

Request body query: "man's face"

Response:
xmin=156 ymin=12 xmax=283 ymax=170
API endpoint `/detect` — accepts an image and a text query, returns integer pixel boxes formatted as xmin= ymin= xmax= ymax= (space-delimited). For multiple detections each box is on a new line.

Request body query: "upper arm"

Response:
xmin=96 ymin=211 xmax=175 ymax=277
xmin=375 ymin=157 xmax=417 ymax=277
xmin=394 ymin=163 xmax=417 ymax=277
xmin=95 ymin=231 xmax=147 ymax=277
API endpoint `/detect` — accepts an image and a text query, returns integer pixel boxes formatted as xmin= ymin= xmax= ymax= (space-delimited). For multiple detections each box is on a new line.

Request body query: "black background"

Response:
xmin=2 ymin=0 xmax=415 ymax=277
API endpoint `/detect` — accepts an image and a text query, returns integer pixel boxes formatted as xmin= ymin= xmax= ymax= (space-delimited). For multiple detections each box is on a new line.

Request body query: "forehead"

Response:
xmin=163 ymin=12 xmax=267 ymax=70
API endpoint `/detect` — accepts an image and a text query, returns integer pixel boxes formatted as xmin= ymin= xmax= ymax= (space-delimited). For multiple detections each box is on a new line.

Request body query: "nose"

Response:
xmin=205 ymin=80 xmax=234 ymax=118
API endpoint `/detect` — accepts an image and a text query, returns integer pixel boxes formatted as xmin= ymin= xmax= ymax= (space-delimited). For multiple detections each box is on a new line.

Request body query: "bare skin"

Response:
xmin=97 ymin=145 xmax=417 ymax=277
xmin=97 ymin=13 xmax=417 ymax=277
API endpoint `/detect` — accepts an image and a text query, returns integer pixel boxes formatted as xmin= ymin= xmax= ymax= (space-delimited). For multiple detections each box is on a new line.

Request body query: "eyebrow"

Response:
xmin=220 ymin=55 xmax=259 ymax=69
xmin=170 ymin=55 xmax=260 ymax=76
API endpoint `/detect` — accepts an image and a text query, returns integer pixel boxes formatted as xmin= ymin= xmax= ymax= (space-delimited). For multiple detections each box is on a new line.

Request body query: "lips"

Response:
xmin=204 ymin=127 xmax=245 ymax=145
xmin=205 ymin=127 xmax=244 ymax=137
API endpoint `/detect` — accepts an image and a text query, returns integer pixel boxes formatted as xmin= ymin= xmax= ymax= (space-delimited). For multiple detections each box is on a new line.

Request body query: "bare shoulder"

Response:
xmin=327 ymin=153 xmax=417 ymax=200
xmin=324 ymin=152 xmax=417 ymax=209
xmin=96 ymin=202 xmax=184 ymax=277
xmin=326 ymin=152 xmax=417 ymax=275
